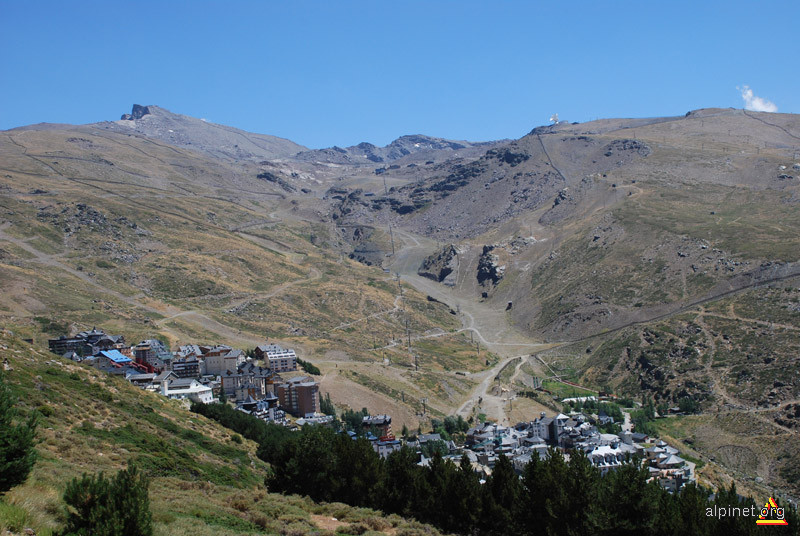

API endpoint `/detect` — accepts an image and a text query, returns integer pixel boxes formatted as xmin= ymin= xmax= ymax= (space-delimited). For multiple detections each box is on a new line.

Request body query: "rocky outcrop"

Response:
xmin=294 ymin=134 xmax=498 ymax=165
xmin=257 ymin=171 xmax=296 ymax=192
xmin=339 ymin=225 xmax=384 ymax=266
xmin=418 ymin=245 xmax=459 ymax=286
xmin=603 ymin=139 xmax=651 ymax=158
xmin=477 ymin=245 xmax=504 ymax=287
xmin=539 ymin=176 xmax=595 ymax=225
xmin=120 ymin=104 xmax=153 ymax=121
xmin=484 ymin=147 xmax=530 ymax=167
xmin=385 ymin=135 xmax=468 ymax=160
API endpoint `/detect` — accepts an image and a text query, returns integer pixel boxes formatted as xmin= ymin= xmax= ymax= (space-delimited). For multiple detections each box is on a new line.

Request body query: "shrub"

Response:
xmin=337 ymin=522 xmax=369 ymax=535
xmin=0 ymin=372 xmax=38 ymax=493
xmin=297 ymin=358 xmax=321 ymax=375
xmin=59 ymin=465 xmax=152 ymax=536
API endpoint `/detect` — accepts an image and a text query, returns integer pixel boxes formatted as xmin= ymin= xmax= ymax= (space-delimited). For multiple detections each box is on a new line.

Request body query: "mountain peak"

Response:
xmin=120 ymin=104 xmax=163 ymax=121
xmin=108 ymin=104 xmax=306 ymax=160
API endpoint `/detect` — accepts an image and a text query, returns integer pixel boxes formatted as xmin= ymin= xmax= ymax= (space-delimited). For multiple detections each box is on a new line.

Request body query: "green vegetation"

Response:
xmin=0 ymin=331 xmax=438 ymax=535
xmin=631 ymin=396 xmax=657 ymax=436
xmin=495 ymin=356 xmax=520 ymax=384
xmin=553 ymin=282 xmax=800 ymax=495
xmin=188 ymin=402 xmax=293 ymax=464
xmin=59 ymin=465 xmax=152 ymax=536
xmin=33 ymin=316 xmax=70 ymax=336
xmin=565 ymin=399 xmax=624 ymax=433
xmin=193 ymin=402 xmax=800 ymax=536
xmin=296 ymin=357 xmax=320 ymax=375
xmin=541 ymin=379 xmax=595 ymax=399
xmin=75 ymin=419 xmax=257 ymax=488
xmin=678 ymin=396 xmax=700 ymax=414
xmin=341 ymin=407 xmax=370 ymax=432
xmin=320 ymin=392 xmax=336 ymax=416
xmin=0 ymin=372 xmax=37 ymax=493
xmin=430 ymin=415 xmax=469 ymax=441
xmin=419 ymin=439 xmax=449 ymax=458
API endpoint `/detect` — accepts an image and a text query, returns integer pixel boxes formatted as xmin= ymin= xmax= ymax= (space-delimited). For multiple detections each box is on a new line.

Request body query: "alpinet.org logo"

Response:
xmin=757 ymin=497 xmax=788 ymax=526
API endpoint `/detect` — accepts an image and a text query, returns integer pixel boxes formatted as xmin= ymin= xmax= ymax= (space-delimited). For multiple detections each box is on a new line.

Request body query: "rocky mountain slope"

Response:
xmin=3 ymin=104 xmax=800 ymax=502
xmin=104 ymin=104 xmax=307 ymax=161
xmin=540 ymin=281 xmax=800 ymax=498
xmin=0 ymin=122 xmax=483 ymax=430
xmin=318 ymin=109 xmax=800 ymax=500
xmin=295 ymin=134 xmax=504 ymax=165
xmin=331 ymin=108 xmax=800 ymax=340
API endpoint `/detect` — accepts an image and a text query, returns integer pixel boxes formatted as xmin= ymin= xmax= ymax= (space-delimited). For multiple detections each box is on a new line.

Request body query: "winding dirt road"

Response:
xmin=0 ymin=222 xmax=322 ymax=348
xmin=386 ymin=229 xmax=555 ymax=423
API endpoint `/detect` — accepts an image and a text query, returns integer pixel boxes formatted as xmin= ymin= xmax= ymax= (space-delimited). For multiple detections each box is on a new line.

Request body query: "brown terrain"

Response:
xmin=2 ymin=104 xmax=799 ymax=499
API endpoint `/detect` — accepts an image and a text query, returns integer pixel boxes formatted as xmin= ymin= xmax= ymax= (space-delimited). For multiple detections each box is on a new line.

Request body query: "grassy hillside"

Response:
xmin=4 ymin=109 xmax=799 ymax=507
xmin=0 ymin=126 xmax=480 ymax=429
xmin=539 ymin=279 xmax=800 ymax=499
xmin=0 ymin=329 xmax=444 ymax=536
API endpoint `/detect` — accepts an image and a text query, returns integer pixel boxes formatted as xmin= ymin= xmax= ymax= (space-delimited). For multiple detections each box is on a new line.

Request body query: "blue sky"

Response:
xmin=1 ymin=1 xmax=798 ymax=148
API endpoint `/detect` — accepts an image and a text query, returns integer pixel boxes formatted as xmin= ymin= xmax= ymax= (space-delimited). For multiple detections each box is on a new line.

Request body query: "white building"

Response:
xmin=159 ymin=377 xmax=214 ymax=404
xmin=256 ymin=344 xmax=297 ymax=373
xmin=374 ymin=439 xmax=402 ymax=458
xmin=203 ymin=346 xmax=245 ymax=376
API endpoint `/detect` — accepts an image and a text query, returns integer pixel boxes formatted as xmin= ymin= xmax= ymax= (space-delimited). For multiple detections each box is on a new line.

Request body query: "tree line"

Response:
xmin=192 ymin=401 xmax=799 ymax=536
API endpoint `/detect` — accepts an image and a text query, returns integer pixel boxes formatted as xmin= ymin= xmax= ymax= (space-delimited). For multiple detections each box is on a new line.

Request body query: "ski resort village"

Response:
xmin=42 ymin=326 xmax=696 ymax=492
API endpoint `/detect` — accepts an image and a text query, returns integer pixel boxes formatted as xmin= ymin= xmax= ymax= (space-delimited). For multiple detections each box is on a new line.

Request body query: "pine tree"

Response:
xmin=562 ymin=449 xmax=602 ymax=536
xmin=481 ymin=454 xmax=521 ymax=535
xmin=60 ymin=465 xmax=152 ymax=536
xmin=421 ymin=452 xmax=451 ymax=525
xmin=451 ymin=454 xmax=481 ymax=533
xmin=520 ymin=452 xmax=547 ymax=536
xmin=378 ymin=447 xmax=420 ymax=517
xmin=111 ymin=465 xmax=153 ymax=536
xmin=710 ymin=482 xmax=757 ymax=536
xmin=0 ymin=372 xmax=37 ymax=493
xmin=600 ymin=458 xmax=659 ymax=535
xmin=320 ymin=393 xmax=336 ymax=416
xmin=332 ymin=432 xmax=383 ymax=508
xmin=676 ymin=482 xmax=712 ymax=536
xmin=540 ymin=448 xmax=570 ymax=536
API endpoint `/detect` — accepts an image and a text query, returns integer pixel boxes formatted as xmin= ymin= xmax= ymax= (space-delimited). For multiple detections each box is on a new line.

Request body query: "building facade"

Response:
xmin=255 ymin=343 xmax=297 ymax=373
xmin=276 ymin=376 xmax=319 ymax=417
xmin=203 ymin=346 xmax=245 ymax=376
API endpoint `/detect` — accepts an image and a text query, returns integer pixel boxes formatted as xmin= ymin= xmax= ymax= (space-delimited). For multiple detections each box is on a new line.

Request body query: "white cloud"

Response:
xmin=737 ymin=85 xmax=778 ymax=113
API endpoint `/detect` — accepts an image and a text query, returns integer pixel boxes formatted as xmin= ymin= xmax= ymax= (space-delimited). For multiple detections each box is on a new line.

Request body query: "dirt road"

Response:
xmin=386 ymin=228 xmax=555 ymax=422
xmin=388 ymin=229 xmax=546 ymax=357
xmin=0 ymin=222 xmax=317 ymax=348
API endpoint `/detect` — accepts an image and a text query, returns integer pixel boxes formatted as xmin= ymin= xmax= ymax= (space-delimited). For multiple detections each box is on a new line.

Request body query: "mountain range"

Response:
xmin=1 ymin=103 xmax=799 ymax=507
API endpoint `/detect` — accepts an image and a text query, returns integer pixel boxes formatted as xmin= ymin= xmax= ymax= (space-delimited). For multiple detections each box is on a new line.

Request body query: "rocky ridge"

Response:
xmin=294 ymin=134 xmax=504 ymax=165
xmin=107 ymin=104 xmax=307 ymax=161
